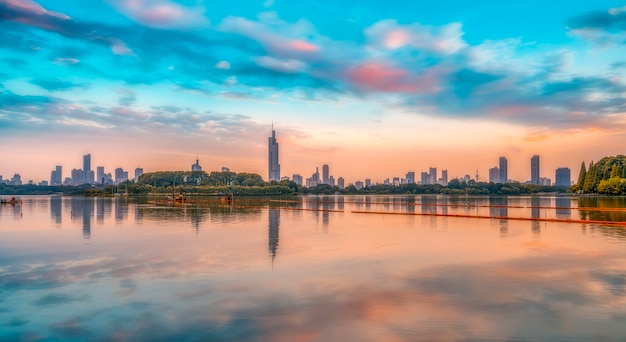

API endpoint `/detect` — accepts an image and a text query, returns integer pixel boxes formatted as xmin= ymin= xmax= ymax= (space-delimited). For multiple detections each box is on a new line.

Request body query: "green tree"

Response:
xmin=574 ymin=161 xmax=586 ymax=191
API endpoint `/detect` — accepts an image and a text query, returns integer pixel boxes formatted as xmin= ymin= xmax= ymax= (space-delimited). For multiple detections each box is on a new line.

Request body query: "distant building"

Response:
xmin=71 ymin=168 xmax=83 ymax=186
xmin=83 ymin=154 xmax=92 ymax=184
xmin=429 ymin=167 xmax=437 ymax=185
xmin=63 ymin=177 xmax=72 ymax=186
xmin=322 ymin=164 xmax=329 ymax=185
xmin=10 ymin=173 xmax=23 ymax=185
xmin=499 ymin=157 xmax=508 ymax=183
xmin=268 ymin=127 xmax=280 ymax=181
xmin=555 ymin=168 xmax=571 ymax=187
xmin=281 ymin=176 xmax=290 ymax=181
xmin=355 ymin=181 xmax=364 ymax=190
xmin=85 ymin=170 xmax=95 ymax=185
xmin=329 ymin=176 xmax=335 ymax=187
xmin=489 ymin=167 xmax=499 ymax=183
xmin=221 ymin=166 xmax=230 ymax=172
xmin=39 ymin=180 xmax=49 ymax=186
xmin=96 ymin=166 xmax=105 ymax=185
xmin=292 ymin=174 xmax=303 ymax=186
xmin=392 ymin=177 xmax=400 ymax=186
xmin=365 ymin=178 xmax=371 ymax=187
xmin=540 ymin=177 xmax=551 ymax=186
xmin=134 ymin=168 xmax=144 ymax=182
xmin=531 ymin=155 xmax=540 ymax=184
xmin=406 ymin=172 xmax=415 ymax=184
xmin=50 ymin=165 xmax=62 ymax=185
xmin=420 ymin=172 xmax=429 ymax=185
xmin=441 ymin=170 xmax=448 ymax=186
xmin=115 ymin=168 xmax=128 ymax=184
xmin=191 ymin=158 xmax=202 ymax=171
xmin=337 ymin=177 xmax=345 ymax=189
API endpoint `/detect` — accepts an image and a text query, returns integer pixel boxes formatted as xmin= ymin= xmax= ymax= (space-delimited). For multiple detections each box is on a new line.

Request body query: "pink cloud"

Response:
xmin=288 ymin=40 xmax=320 ymax=53
xmin=110 ymin=0 xmax=209 ymax=29
xmin=3 ymin=0 xmax=69 ymax=19
xmin=366 ymin=20 xmax=466 ymax=54
xmin=219 ymin=15 xmax=320 ymax=58
xmin=346 ymin=62 xmax=441 ymax=93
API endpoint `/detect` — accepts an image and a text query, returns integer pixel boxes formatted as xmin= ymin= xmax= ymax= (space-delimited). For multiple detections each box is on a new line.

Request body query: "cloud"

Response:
xmin=567 ymin=6 xmax=626 ymax=44
xmin=365 ymin=20 xmax=466 ymax=54
xmin=253 ymin=56 xmax=306 ymax=73
xmin=0 ymin=0 xmax=69 ymax=20
xmin=108 ymin=0 xmax=209 ymax=29
xmin=116 ymin=88 xmax=137 ymax=106
xmin=32 ymin=293 xmax=88 ymax=307
xmin=53 ymin=57 xmax=80 ymax=65
xmin=215 ymin=61 xmax=230 ymax=70
xmin=30 ymin=78 xmax=89 ymax=91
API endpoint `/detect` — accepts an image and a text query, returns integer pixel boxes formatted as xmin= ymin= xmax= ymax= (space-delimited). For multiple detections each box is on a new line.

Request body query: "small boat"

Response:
xmin=166 ymin=187 xmax=186 ymax=203
xmin=220 ymin=192 xmax=234 ymax=204
xmin=0 ymin=196 xmax=22 ymax=205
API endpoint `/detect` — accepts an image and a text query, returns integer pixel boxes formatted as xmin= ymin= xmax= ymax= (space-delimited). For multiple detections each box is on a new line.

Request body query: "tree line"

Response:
xmin=571 ymin=155 xmax=626 ymax=195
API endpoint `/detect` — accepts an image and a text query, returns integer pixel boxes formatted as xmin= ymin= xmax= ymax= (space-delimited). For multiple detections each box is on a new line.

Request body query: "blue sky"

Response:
xmin=1 ymin=0 xmax=626 ymax=183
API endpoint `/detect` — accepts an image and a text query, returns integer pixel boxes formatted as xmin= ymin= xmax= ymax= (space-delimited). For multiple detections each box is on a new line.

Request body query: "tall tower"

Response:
xmin=322 ymin=164 xmax=329 ymax=185
xmin=531 ymin=155 xmax=540 ymax=184
xmin=268 ymin=125 xmax=280 ymax=181
xmin=499 ymin=157 xmax=508 ymax=184
xmin=83 ymin=154 xmax=92 ymax=184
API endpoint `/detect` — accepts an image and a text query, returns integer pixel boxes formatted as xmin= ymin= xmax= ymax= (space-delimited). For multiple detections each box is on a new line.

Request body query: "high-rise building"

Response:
xmin=329 ymin=176 xmax=335 ymax=187
xmin=420 ymin=172 xmax=429 ymax=185
xmin=355 ymin=181 xmax=364 ymax=190
xmin=71 ymin=168 xmax=83 ymax=186
xmin=406 ymin=172 xmax=415 ymax=184
xmin=322 ymin=164 xmax=329 ymax=185
xmin=191 ymin=158 xmax=202 ymax=171
xmin=489 ymin=167 xmax=500 ymax=183
xmin=531 ymin=155 xmax=540 ymax=184
xmin=555 ymin=168 xmax=571 ymax=187
xmin=268 ymin=127 xmax=280 ymax=181
xmin=292 ymin=174 xmax=303 ymax=186
xmin=85 ymin=170 xmax=95 ymax=184
xmin=337 ymin=177 xmax=345 ymax=189
xmin=429 ymin=167 xmax=437 ymax=185
xmin=134 ymin=168 xmax=144 ymax=182
xmin=441 ymin=170 xmax=448 ymax=186
xmin=83 ymin=154 xmax=91 ymax=184
xmin=499 ymin=157 xmax=508 ymax=183
xmin=365 ymin=178 xmax=371 ymax=187
xmin=96 ymin=166 xmax=105 ymax=185
xmin=50 ymin=165 xmax=63 ymax=185
xmin=115 ymin=168 xmax=128 ymax=184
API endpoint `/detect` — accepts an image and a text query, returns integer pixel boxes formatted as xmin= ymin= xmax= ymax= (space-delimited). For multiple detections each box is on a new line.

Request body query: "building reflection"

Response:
xmin=531 ymin=197 xmax=541 ymax=237
xmin=115 ymin=199 xmax=128 ymax=223
xmin=83 ymin=197 xmax=93 ymax=239
xmin=555 ymin=197 xmax=571 ymax=220
xmin=489 ymin=197 xmax=508 ymax=237
xmin=50 ymin=195 xmax=62 ymax=224
xmin=268 ymin=208 xmax=280 ymax=263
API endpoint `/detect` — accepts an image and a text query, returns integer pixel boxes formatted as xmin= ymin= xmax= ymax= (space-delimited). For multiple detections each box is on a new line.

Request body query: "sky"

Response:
xmin=1 ymin=0 xmax=626 ymax=184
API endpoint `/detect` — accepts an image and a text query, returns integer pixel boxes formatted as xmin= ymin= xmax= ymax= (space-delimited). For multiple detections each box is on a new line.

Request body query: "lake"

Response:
xmin=1 ymin=195 xmax=626 ymax=341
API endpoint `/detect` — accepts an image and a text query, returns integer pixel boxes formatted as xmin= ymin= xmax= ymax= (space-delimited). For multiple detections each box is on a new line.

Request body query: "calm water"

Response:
xmin=2 ymin=195 xmax=626 ymax=341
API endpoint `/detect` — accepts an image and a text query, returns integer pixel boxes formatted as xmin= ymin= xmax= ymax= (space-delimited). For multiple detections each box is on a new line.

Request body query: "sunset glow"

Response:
xmin=2 ymin=0 xmax=626 ymax=183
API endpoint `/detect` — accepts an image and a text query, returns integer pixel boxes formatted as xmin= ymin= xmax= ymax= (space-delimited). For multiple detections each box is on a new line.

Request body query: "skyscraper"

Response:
xmin=135 ymin=168 xmax=144 ymax=182
xmin=83 ymin=154 xmax=92 ymax=184
xmin=441 ymin=170 xmax=448 ymax=186
xmin=191 ymin=158 xmax=202 ymax=171
xmin=96 ymin=166 xmax=105 ymax=185
xmin=531 ymin=155 xmax=540 ymax=184
xmin=555 ymin=168 xmax=571 ymax=187
xmin=337 ymin=177 xmax=345 ymax=189
xmin=406 ymin=172 xmax=415 ymax=184
xmin=429 ymin=167 xmax=437 ymax=185
xmin=489 ymin=167 xmax=500 ymax=183
xmin=499 ymin=157 xmax=508 ymax=183
xmin=268 ymin=127 xmax=280 ymax=181
xmin=322 ymin=164 xmax=329 ymax=185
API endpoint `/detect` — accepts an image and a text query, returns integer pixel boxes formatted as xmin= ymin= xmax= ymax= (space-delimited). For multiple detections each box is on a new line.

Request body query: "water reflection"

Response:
xmin=556 ymin=197 xmax=571 ymax=219
xmin=1 ymin=195 xmax=626 ymax=341
xmin=489 ymin=197 xmax=508 ymax=237
xmin=268 ymin=208 xmax=279 ymax=263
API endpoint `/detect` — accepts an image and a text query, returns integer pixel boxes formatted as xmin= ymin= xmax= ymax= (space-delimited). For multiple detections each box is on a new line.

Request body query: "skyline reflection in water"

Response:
xmin=1 ymin=195 xmax=626 ymax=341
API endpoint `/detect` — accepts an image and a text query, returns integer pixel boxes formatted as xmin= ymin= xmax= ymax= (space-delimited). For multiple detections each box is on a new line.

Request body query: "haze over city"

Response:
xmin=2 ymin=0 xmax=626 ymax=183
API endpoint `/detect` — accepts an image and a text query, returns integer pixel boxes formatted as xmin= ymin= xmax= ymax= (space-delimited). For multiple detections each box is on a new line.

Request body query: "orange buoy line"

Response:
xmin=232 ymin=205 xmax=343 ymax=213
xmin=350 ymin=210 xmax=626 ymax=226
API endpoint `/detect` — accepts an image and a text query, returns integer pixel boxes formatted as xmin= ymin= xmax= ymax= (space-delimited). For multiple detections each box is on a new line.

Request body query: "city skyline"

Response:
xmin=2 ymin=1 xmax=626 ymax=182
